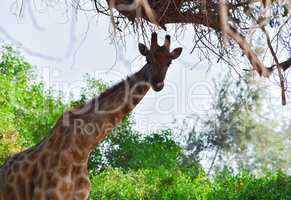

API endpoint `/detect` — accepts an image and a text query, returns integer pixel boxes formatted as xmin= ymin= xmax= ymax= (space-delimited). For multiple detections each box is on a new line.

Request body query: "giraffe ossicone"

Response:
xmin=0 ymin=32 xmax=182 ymax=200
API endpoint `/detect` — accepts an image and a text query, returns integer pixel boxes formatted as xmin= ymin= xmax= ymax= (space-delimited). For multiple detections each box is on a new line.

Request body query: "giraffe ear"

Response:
xmin=138 ymin=43 xmax=149 ymax=56
xmin=171 ymin=48 xmax=183 ymax=60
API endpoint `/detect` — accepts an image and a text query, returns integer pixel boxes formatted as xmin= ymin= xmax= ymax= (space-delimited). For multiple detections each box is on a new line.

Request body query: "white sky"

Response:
xmin=0 ymin=0 xmax=289 ymax=133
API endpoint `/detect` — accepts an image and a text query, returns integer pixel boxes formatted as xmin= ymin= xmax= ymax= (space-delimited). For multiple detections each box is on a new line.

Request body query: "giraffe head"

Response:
xmin=138 ymin=32 xmax=183 ymax=91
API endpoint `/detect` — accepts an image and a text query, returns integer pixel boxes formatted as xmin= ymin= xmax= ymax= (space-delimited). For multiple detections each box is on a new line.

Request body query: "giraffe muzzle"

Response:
xmin=152 ymin=81 xmax=164 ymax=91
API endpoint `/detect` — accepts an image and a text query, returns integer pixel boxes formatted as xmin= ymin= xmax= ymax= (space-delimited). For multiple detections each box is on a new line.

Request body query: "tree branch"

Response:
xmin=104 ymin=0 xmax=269 ymax=77
xmin=268 ymin=57 xmax=291 ymax=72
xmin=219 ymin=0 xmax=268 ymax=77
xmin=262 ymin=26 xmax=287 ymax=105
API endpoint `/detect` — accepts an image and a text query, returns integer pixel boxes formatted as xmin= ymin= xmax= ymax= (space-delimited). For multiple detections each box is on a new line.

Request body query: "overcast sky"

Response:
xmin=0 ymin=0 xmax=289 ymax=133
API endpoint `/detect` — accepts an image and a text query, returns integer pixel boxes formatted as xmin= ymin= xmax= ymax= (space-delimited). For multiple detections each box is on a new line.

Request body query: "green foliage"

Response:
xmin=104 ymin=128 xmax=182 ymax=171
xmin=89 ymin=168 xmax=291 ymax=200
xmin=89 ymin=167 xmax=209 ymax=200
xmin=184 ymin=72 xmax=262 ymax=163
xmin=185 ymin=71 xmax=291 ymax=173
xmin=88 ymin=116 xmax=138 ymax=174
xmin=89 ymin=118 xmax=182 ymax=174
xmin=0 ymin=47 xmax=65 ymax=163
xmin=208 ymin=170 xmax=291 ymax=200
xmin=205 ymin=72 xmax=261 ymax=151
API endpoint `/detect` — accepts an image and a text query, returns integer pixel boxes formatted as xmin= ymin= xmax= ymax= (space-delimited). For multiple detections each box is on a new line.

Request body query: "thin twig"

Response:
xmin=207 ymin=146 xmax=219 ymax=176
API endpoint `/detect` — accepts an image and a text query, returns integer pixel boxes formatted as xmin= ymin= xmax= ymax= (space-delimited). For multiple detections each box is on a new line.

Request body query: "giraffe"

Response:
xmin=0 ymin=32 xmax=182 ymax=200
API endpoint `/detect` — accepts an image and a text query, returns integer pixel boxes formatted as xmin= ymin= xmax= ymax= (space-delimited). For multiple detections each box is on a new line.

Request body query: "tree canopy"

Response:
xmin=88 ymin=0 xmax=290 ymax=104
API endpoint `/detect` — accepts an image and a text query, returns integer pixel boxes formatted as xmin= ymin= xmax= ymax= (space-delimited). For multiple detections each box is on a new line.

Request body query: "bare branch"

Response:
xmin=90 ymin=0 xmax=291 ymax=98
xmin=219 ymin=0 xmax=269 ymax=77
xmin=268 ymin=58 xmax=291 ymax=72
xmin=262 ymin=26 xmax=287 ymax=105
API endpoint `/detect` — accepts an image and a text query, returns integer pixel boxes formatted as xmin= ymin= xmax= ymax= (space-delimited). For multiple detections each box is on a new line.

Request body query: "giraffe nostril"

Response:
xmin=151 ymin=81 xmax=164 ymax=92
xmin=156 ymin=82 xmax=164 ymax=88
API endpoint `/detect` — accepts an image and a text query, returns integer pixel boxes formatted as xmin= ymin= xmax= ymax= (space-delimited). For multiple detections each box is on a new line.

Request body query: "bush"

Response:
xmin=89 ymin=167 xmax=210 ymax=200
xmin=208 ymin=170 xmax=291 ymax=200
xmin=103 ymin=129 xmax=182 ymax=171
xmin=89 ymin=168 xmax=291 ymax=200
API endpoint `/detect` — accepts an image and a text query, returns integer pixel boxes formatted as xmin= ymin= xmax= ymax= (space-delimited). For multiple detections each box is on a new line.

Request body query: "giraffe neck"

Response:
xmin=45 ymin=63 xmax=151 ymax=163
